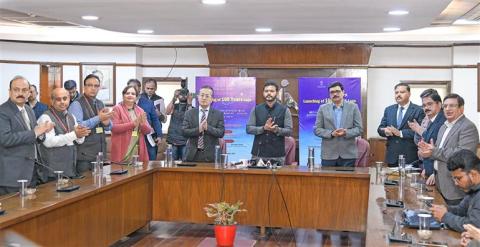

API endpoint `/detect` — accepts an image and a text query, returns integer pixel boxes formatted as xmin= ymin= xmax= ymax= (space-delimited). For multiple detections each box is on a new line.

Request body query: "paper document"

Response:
xmin=147 ymin=133 xmax=156 ymax=147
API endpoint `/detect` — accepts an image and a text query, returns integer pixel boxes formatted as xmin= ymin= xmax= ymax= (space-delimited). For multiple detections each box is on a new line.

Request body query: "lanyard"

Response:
xmin=49 ymin=108 xmax=70 ymax=133
xmin=84 ymin=97 xmax=97 ymax=117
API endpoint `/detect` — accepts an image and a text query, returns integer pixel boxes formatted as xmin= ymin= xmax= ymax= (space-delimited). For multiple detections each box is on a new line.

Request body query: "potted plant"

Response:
xmin=204 ymin=201 xmax=246 ymax=247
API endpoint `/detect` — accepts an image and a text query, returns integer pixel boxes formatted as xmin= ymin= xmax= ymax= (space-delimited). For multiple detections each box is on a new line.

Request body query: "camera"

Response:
xmin=179 ymin=88 xmax=189 ymax=96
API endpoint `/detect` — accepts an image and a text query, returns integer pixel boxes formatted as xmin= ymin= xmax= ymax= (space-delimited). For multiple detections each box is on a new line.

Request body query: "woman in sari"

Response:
xmin=111 ymin=85 xmax=152 ymax=164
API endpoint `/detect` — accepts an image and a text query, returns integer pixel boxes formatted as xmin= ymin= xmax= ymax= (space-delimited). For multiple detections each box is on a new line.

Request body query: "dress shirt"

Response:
xmin=69 ymin=100 xmax=112 ymax=130
xmin=37 ymin=114 xmax=85 ymax=148
xmin=333 ymin=103 xmax=343 ymax=129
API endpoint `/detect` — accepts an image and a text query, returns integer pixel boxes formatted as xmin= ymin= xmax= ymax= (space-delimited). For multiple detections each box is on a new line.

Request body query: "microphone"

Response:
xmin=81 ymin=152 xmax=127 ymax=175
xmin=26 ymin=157 xmax=80 ymax=192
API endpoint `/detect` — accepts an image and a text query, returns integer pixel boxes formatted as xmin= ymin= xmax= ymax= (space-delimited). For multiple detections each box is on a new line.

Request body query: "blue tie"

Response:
xmin=397 ymin=106 xmax=404 ymax=127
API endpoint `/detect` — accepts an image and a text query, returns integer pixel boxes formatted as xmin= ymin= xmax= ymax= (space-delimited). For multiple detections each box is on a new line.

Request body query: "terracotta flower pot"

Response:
xmin=214 ymin=224 xmax=236 ymax=246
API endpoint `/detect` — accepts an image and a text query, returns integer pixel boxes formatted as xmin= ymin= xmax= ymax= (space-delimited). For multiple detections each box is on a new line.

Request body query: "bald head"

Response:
xmin=51 ymin=88 xmax=70 ymax=112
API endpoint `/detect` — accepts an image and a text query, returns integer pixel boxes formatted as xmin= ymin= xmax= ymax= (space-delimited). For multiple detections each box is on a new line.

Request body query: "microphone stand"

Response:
xmin=32 ymin=158 xmax=80 ymax=192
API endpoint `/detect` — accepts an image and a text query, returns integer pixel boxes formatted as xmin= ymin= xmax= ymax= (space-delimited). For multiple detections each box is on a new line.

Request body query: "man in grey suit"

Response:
xmin=0 ymin=76 xmax=54 ymax=195
xmin=419 ymin=93 xmax=479 ymax=205
xmin=314 ymin=82 xmax=363 ymax=166
xmin=182 ymin=85 xmax=225 ymax=162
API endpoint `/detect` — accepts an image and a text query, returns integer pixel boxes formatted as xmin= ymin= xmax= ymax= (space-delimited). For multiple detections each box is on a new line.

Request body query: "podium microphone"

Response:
xmin=27 ymin=157 xmax=80 ymax=192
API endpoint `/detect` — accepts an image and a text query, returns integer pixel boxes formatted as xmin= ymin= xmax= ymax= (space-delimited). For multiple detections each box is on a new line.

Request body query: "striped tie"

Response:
xmin=198 ymin=109 xmax=207 ymax=149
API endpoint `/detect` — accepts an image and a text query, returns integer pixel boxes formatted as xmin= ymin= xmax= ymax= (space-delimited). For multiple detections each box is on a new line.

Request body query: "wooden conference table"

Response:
xmin=0 ymin=162 xmax=461 ymax=246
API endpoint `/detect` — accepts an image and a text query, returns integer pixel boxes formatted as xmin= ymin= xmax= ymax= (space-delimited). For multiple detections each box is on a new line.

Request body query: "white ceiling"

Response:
xmin=1 ymin=0 xmax=480 ymax=45
xmin=0 ymin=0 xmax=453 ymax=35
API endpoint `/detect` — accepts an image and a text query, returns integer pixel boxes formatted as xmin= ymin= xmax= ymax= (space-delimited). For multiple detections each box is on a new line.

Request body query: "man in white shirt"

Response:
xmin=38 ymin=88 xmax=90 ymax=179
xmin=419 ymin=93 xmax=479 ymax=205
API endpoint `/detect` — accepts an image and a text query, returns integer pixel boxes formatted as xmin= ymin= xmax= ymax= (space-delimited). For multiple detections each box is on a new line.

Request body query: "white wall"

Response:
xmin=0 ymin=63 xmax=39 ymax=101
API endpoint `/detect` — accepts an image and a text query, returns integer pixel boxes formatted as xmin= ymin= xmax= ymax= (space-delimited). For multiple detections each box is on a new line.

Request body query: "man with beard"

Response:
xmin=38 ymin=88 xmax=90 ymax=179
xmin=182 ymin=85 xmax=224 ymax=162
xmin=314 ymin=82 xmax=363 ymax=167
xmin=378 ymin=82 xmax=424 ymax=166
xmin=0 ymin=76 xmax=54 ymax=195
xmin=69 ymin=74 xmax=114 ymax=174
xmin=429 ymin=149 xmax=480 ymax=232
xmin=166 ymin=88 xmax=193 ymax=160
xmin=419 ymin=94 xmax=479 ymax=205
xmin=27 ymin=84 xmax=48 ymax=119
xmin=247 ymin=81 xmax=293 ymax=165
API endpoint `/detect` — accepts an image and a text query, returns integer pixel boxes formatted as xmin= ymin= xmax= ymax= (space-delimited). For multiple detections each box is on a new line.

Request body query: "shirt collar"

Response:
xmin=16 ymin=105 xmax=25 ymax=112
xmin=429 ymin=113 xmax=438 ymax=123
xmin=444 ymin=114 xmax=463 ymax=128
xmin=333 ymin=102 xmax=344 ymax=110
xmin=200 ymin=106 xmax=210 ymax=112
xmin=398 ymin=101 xmax=410 ymax=111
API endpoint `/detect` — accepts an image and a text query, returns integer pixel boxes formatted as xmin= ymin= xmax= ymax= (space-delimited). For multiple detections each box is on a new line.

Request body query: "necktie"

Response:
xmin=397 ymin=106 xmax=404 ymax=127
xmin=198 ymin=109 xmax=207 ymax=149
xmin=21 ymin=109 xmax=31 ymax=130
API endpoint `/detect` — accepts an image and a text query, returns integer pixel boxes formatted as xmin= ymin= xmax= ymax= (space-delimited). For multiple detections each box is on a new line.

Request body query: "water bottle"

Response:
xmin=96 ymin=152 xmax=104 ymax=175
xmin=307 ymin=147 xmax=315 ymax=170
xmin=166 ymin=144 xmax=173 ymax=166
xmin=214 ymin=145 xmax=221 ymax=169
xmin=398 ymin=154 xmax=406 ymax=178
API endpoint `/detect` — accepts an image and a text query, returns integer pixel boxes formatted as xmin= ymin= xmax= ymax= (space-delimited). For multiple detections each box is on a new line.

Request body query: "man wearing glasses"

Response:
xmin=378 ymin=83 xmax=425 ymax=167
xmin=182 ymin=85 xmax=225 ymax=162
xmin=38 ymin=88 xmax=90 ymax=180
xmin=69 ymin=74 xmax=114 ymax=174
xmin=419 ymin=94 xmax=479 ymax=205
xmin=429 ymin=149 xmax=480 ymax=232
xmin=314 ymin=82 xmax=363 ymax=167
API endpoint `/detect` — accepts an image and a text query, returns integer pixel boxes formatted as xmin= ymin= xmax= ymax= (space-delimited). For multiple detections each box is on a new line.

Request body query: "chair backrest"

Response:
xmin=355 ymin=137 xmax=370 ymax=167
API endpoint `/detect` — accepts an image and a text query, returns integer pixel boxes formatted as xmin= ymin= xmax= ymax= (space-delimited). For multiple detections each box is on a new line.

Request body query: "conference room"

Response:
xmin=1 ymin=0 xmax=480 ymax=246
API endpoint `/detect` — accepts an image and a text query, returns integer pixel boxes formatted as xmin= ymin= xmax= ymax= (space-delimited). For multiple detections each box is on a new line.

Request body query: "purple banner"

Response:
xmin=298 ymin=77 xmax=362 ymax=166
xmin=196 ymin=77 xmax=256 ymax=162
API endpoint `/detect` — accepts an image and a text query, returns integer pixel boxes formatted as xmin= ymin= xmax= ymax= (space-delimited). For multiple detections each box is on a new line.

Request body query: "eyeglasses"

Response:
xmin=54 ymin=96 xmax=69 ymax=102
xmin=422 ymin=102 xmax=435 ymax=108
xmin=329 ymin=90 xmax=342 ymax=95
xmin=85 ymin=84 xmax=100 ymax=88
xmin=443 ymin=104 xmax=459 ymax=109
xmin=199 ymin=94 xmax=212 ymax=99
xmin=452 ymin=174 xmax=466 ymax=182
xmin=11 ymin=88 xmax=30 ymax=94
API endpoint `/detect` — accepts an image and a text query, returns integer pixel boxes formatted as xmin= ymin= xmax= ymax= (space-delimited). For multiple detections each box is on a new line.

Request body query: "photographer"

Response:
xmin=166 ymin=88 xmax=193 ymax=160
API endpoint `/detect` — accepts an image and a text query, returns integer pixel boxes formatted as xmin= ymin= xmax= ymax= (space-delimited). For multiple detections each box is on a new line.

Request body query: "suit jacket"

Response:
xmin=182 ymin=107 xmax=225 ymax=162
xmin=419 ymin=111 xmax=447 ymax=177
xmin=0 ymin=100 xmax=39 ymax=187
xmin=432 ymin=115 xmax=479 ymax=201
xmin=377 ymin=103 xmax=425 ymax=165
xmin=111 ymin=103 xmax=153 ymax=163
xmin=314 ymin=101 xmax=363 ymax=160
xmin=137 ymin=97 xmax=162 ymax=138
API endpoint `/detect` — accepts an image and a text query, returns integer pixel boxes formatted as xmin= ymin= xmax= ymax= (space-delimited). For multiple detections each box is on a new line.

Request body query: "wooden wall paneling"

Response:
xmin=206 ymin=44 xmax=372 ymax=65
xmin=368 ymin=138 xmax=387 ymax=165
xmin=153 ymin=168 xmax=370 ymax=232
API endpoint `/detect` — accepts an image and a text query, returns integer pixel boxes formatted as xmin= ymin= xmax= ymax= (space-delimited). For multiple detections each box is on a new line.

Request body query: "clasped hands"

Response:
xmin=199 ymin=119 xmax=208 ymax=134
xmin=381 ymin=126 xmax=401 ymax=137
xmin=263 ymin=117 xmax=278 ymax=133
xmin=133 ymin=112 xmax=147 ymax=128
xmin=418 ymin=139 xmax=435 ymax=158
xmin=98 ymin=107 xmax=114 ymax=126
xmin=34 ymin=121 xmax=55 ymax=137
xmin=331 ymin=128 xmax=346 ymax=137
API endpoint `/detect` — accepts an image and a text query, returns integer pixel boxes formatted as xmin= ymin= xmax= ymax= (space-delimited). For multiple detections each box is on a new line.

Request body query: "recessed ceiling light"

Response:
xmin=388 ymin=10 xmax=409 ymax=16
xmin=202 ymin=0 xmax=226 ymax=5
xmin=383 ymin=27 xmax=401 ymax=32
xmin=255 ymin=27 xmax=272 ymax=33
xmin=81 ymin=15 xmax=99 ymax=21
xmin=453 ymin=19 xmax=480 ymax=25
xmin=137 ymin=29 xmax=154 ymax=34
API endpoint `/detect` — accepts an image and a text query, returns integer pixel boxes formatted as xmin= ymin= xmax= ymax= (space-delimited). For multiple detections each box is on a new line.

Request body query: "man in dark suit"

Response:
xmin=127 ymin=79 xmax=163 ymax=160
xmin=0 ymin=76 xmax=54 ymax=195
xmin=409 ymin=89 xmax=445 ymax=182
xmin=182 ymin=85 xmax=225 ymax=162
xmin=378 ymin=82 xmax=425 ymax=166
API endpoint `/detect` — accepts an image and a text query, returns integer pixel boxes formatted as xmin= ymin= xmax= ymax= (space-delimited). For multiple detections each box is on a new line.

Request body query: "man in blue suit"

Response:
xmin=409 ymin=89 xmax=445 ymax=183
xmin=378 ymin=83 xmax=425 ymax=166
xmin=127 ymin=79 xmax=163 ymax=160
